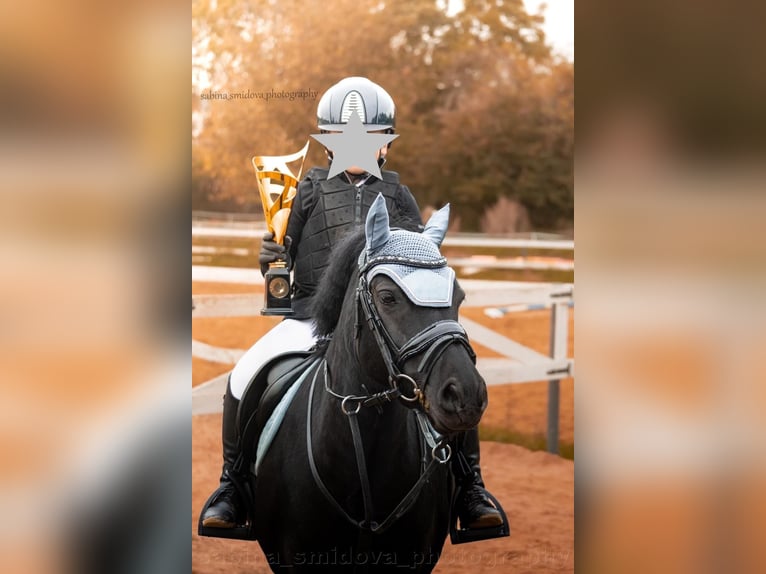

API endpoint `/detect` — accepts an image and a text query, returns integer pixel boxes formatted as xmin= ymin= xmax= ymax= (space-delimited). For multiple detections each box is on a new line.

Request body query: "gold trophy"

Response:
xmin=252 ymin=141 xmax=310 ymax=315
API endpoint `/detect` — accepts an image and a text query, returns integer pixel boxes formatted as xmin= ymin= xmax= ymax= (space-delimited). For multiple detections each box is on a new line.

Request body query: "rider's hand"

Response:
xmin=259 ymin=232 xmax=292 ymax=275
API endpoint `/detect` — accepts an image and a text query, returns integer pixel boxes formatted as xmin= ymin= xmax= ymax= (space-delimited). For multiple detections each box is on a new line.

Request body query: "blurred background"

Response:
xmin=192 ymin=0 xmax=574 ymax=234
xmin=0 ymin=1 xmax=189 ymax=573
xmin=576 ymin=0 xmax=766 ymax=572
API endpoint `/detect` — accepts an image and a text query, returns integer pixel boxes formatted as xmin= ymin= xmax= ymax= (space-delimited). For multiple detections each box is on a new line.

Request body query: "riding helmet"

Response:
xmin=316 ymin=77 xmax=395 ymax=132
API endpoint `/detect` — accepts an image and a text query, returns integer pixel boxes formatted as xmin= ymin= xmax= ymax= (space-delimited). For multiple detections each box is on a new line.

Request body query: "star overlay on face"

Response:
xmin=311 ymin=111 xmax=398 ymax=179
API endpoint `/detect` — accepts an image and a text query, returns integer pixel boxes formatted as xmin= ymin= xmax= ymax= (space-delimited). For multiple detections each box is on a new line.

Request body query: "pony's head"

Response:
xmin=320 ymin=194 xmax=487 ymax=434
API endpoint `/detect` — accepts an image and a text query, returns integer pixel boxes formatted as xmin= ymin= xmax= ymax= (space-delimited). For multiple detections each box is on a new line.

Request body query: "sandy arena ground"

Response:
xmin=192 ymin=281 xmax=574 ymax=573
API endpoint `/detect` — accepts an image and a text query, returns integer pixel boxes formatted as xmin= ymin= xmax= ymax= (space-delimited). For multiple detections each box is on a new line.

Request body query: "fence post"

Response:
xmin=546 ymin=301 xmax=569 ymax=454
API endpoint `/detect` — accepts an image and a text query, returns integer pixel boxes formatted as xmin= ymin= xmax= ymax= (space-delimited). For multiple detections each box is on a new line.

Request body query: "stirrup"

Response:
xmin=197 ymin=469 xmax=257 ymax=541
xmin=449 ymin=485 xmax=510 ymax=544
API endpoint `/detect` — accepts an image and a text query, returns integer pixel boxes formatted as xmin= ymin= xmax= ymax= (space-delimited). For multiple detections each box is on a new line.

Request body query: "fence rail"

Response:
xmin=192 ymin=211 xmax=571 ymax=240
xmin=193 ymin=224 xmax=574 ymax=251
xmin=193 ymin=210 xmax=264 ymax=223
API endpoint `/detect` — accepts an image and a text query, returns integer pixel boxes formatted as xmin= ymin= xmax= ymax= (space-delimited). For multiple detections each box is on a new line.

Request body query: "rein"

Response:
xmin=306 ymin=359 xmax=452 ymax=534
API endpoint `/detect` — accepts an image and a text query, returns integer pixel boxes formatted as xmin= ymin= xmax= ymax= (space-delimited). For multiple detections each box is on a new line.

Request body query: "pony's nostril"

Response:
xmin=440 ymin=382 xmax=461 ymax=407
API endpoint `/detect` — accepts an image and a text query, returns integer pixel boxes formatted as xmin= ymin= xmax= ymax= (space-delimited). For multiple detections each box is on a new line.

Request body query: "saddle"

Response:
xmin=238 ymin=350 xmax=316 ymax=467
xmin=197 ymin=350 xmax=315 ymax=541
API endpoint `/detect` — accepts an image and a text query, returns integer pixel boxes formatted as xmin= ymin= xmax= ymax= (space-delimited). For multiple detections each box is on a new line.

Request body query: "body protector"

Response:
xmin=285 ymin=167 xmax=421 ymax=318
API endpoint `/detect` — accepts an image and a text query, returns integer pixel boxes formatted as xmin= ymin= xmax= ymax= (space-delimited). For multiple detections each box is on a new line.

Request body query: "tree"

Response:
xmin=192 ymin=0 xmax=572 ymax=231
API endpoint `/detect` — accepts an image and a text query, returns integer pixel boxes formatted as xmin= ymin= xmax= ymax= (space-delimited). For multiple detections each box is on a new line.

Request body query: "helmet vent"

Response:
xmin=340 ymin=91 xmax=366 ymax=124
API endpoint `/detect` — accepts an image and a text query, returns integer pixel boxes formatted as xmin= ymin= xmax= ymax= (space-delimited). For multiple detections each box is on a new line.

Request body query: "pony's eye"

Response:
xmin=377 ymin=290 xmax=397 ymax=305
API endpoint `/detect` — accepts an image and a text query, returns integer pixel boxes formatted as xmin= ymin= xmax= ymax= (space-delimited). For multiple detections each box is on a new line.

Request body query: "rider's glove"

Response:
xmin=259 ymin=232 xmax=292 ymax=275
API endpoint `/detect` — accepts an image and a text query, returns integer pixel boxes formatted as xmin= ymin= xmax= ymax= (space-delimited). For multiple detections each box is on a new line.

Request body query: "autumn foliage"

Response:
xmin=192 ymin=0 xmax=573 ymax=232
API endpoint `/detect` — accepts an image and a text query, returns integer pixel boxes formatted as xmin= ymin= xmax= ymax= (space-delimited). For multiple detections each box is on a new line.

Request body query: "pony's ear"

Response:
xmin=365 ymin=193 xmax=391 ymax=253
xmin=422 ymin=203 xmax=450 ymax=247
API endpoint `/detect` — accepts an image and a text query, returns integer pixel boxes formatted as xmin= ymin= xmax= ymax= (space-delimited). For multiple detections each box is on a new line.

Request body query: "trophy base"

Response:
xmin=262 ymin=263 xmax=293 ymax=317
xmin=260 ymin=307 xmax=295 ymax=317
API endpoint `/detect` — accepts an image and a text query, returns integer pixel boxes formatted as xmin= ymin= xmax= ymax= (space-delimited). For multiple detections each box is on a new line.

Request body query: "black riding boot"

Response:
xmin=200 ymin=381 xmax=246 ymax=528
xmin=456 ymin=428 xmax=502 ymax=529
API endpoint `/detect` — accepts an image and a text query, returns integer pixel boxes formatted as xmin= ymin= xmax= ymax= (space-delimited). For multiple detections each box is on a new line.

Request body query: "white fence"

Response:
xmin=193 ymin=224 xmax=573 ymax=249
xmin=193 ymin=225 xmax=574 ymax=273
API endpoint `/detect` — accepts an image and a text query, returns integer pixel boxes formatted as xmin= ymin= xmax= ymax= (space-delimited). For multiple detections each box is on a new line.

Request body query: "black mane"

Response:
xmin=309 ymin=228 xmax=366 ymax=338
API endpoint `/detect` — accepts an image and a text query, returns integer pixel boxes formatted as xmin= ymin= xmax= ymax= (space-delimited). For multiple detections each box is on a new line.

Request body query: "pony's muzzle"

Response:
xmin=432 ymin=376 xmax=486 ymax=431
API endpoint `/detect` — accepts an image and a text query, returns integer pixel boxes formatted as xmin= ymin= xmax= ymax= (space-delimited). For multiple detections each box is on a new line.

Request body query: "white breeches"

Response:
xmin=229 ymin=318 xmax=317 ymax=400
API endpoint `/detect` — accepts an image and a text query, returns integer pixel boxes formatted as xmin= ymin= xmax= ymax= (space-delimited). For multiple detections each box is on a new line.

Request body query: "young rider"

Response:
xmin=201 ymin=76 xmax=502 ymax=534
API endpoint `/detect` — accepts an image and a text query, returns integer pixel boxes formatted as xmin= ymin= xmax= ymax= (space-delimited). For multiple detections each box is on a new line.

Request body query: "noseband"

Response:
xmin=355 ymin=254 xmax=476 ymax=409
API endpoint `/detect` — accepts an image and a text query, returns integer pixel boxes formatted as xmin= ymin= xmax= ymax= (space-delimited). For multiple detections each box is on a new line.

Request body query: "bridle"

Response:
xmin=353 ymin=253 xmax=477 ymax=410
xmin=307 ymin=361 xmax=451 ymax=534
xmin=305 ymin=250 xmax=478 ymax=534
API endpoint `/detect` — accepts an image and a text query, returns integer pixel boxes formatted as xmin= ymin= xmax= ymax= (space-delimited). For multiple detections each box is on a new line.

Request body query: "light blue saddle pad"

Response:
xmin=254 ymin=358 xmax=319 ymax=475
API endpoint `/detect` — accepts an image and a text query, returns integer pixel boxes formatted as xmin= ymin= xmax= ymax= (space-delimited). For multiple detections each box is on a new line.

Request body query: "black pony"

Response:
xmin=251 ymin=195 xmax=488 ymax=572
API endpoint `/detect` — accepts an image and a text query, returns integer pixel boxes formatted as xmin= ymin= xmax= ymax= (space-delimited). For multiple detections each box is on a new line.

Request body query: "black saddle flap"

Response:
xmin=237 ymin=351 xmax=315 ymax=462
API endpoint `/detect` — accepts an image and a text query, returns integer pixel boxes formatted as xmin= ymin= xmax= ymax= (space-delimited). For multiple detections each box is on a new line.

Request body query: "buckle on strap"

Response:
xmin=415 ymin=410 xmax=451 ymax=463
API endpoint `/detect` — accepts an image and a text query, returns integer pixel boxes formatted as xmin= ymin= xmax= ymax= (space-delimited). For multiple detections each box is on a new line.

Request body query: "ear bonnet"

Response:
xmin=360 ymin=195 xmax=454 ymax=307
